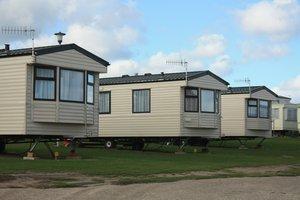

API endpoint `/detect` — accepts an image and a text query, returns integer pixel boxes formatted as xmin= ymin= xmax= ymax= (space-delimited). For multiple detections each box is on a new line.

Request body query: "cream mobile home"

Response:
xmin=221 ymin=86 xmax=278 ymax=138
xmin=0 ymin=43 xmax=109 ymax=152
xmin=272 ymin=96 xmax=299 ymax=135
xmin=98 ymin=71 xmax=229 ymax=149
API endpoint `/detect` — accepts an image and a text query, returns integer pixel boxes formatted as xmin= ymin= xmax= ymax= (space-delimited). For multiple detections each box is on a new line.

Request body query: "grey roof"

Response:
xmin=99 ymin=70 xmax=230 ymax=86
xmin=0 ymin=43 xmax=110 ymax=66
xmin=223 ymin=86 xmax=278 ymax=97
xmin=278 ymin=95 xmax=291 ymax=100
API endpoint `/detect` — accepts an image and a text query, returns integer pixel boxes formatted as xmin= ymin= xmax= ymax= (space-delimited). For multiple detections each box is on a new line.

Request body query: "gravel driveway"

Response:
xmin=0 ymin=176 xmax=299 ymax=200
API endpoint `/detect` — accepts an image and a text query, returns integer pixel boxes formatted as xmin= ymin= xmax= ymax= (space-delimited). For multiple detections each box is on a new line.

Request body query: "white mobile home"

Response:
xmin=272 ymin=96 xmax=299 ymax=134
xmin=221 ymin=86 xmax=278 ymax=138
xmin=98 ymin=71 xmax=229 ymax=142
xmin=0 ymin=44 xmax=109 ymax=141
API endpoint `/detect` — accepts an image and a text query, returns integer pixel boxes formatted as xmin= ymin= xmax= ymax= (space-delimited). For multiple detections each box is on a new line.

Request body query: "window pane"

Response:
xmin=185 ymin=98 xmax=198 ymax=112
xmin=259 ymin=100 xmax=269 ymax=118
xmin=35 ymin=80 xmax=55 ymax=99
xmin=133 ymin=90 xmax=150 ymax=113
xmin=186 ymin=88 xmax=198 ymax=96
xmin=36 ymin=68 xmax=54 ymax=78
xmin=201 ymin=90 xmax=215 ymax=112
xmin=272 ymin=108 xmax=279 ymax=119
xmin=87 ymin=85 xmax=94 ymax=104
xmin=248 ymin=100 xmax=257 ymax=106
xmin=88 ymin=73 xmax=94 ymax=84
xmin=99 ymin=92 xmax=110 ymax=113
xmin=248 ymin=106 xmax=258 ymax=117
xmin=60 ymin=69 xmax=84 ymax=102
xmin=285 ymin=108 xmax=297 ymax=121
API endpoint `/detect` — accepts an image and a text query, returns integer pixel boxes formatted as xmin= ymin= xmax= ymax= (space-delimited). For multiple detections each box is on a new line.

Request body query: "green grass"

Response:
xmin=0 ymin=137 xmax=299 ymax=176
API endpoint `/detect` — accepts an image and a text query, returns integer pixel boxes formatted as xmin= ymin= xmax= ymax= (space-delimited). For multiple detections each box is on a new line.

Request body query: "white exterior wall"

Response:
xmin=0 ymin=56 xmax=32 ymax=135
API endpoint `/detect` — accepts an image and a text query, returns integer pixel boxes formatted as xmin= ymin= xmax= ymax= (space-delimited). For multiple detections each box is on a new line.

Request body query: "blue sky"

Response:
xmin=0 ymin=0 xmax=299 ymax=101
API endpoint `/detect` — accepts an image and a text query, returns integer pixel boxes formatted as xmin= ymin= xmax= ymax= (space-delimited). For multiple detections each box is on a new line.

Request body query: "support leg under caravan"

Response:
xmin=0 ymin=138 xmax=6 ymax=153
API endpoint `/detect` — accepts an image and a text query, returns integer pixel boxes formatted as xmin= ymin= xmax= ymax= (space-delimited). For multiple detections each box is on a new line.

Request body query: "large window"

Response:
xmin=99 ymin=91 xmax=111 ymax=114
xmin=87 ymin=72 xmax=94 ymax=104
xmin=285 ymin=108 xmax=297 ymax=121
xmin=132 ymin=89 xmax=150 ymax=113
xmin=259 ymin=100 xmax=269 ymax=118
xmin=247 ymin=99 xmax=258 ymax=118
xmin=60 ymin=69 xmax=84 ymax=103
xmin=34 ymin=67 xmax=56 ymax=100
xmin=272 ymin=108 xmax=279 ymax=119
xmin=201 ymin=89 xmax=215 ymax=113
xmin=184 ymin=87 xmax=199 ymax=112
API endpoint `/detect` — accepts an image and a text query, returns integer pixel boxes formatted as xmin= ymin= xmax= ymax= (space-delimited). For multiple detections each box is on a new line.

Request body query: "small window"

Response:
xmin=99 ymin=91 xmax=111 ymax=114
xmin=132 ymin=89 xmax=150 ymax=113
xmin=272 ymin=108 xmax=279 ymax=119
xmin=259 ymin=100 xmax=269 ymax=118
xmin=87 ymin=72 xmax=94 ymax=104
xmin=185 ymin=87 xmax=199 ymax=112
xmin=247 ymin=99 xmax=258 ymax=118
xmin=34 ymin=67 xmax=56 ymax=100
xmin=201 ymin=89 xmax=215 ymax=113
xmin=60 ymin=69 xmax=84 ymax=103
xmin=285 ymin=108 xmax=297 ymax=121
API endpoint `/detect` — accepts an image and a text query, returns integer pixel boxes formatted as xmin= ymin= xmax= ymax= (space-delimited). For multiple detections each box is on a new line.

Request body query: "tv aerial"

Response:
xmin=235 ymin=77 xmax=251 ymax=96
xmin=166 ymin=59 xmax=189 ymax=85
xmin=1 ymin=26 xmax=36 ymax=56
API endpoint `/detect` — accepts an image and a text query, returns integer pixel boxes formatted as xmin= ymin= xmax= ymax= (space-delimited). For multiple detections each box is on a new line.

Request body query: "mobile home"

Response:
xmin=0 ymin=43 xmax=109 ymax=151
xmin=272 ymin=96 xmax=299 ymax=135
xmin=221 ymin=86 xmax=278 ymax=138
xmin=98 ymin=71 xmax=229 ymax=148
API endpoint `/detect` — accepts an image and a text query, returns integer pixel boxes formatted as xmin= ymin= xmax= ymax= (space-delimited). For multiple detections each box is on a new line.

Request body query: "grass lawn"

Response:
xmin=0 ymin=137 xmax=299 ymax=177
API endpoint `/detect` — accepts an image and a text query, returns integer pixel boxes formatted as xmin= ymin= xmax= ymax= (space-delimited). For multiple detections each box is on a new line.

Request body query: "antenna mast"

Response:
xmin=166 ymin=59 xmax=189 ymax=85
xmin=1 ymin=26 xmax=36 ymax=57
xmin=235 ymin=77 xmax=251 ymax=97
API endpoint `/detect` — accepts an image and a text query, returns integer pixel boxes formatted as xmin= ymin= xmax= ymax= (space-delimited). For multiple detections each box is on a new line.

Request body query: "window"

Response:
xmin=99 ymin=91 xmax=111 ymax=114
xmin=87 ymin=72 xmax=94 ymax=104
xmin=247 ymin=99 xmax=258 ymax=118
xmin=259 ymin=100 xmax=269 ymax=118
xmin=185 ymin=87 xmax=199 ymax=112
xmin=201 ymin=89 xmax=215 ymax=113
xmin=285 ymin=108 xmax=297 ymax=121
xmin=60 ymin=69 xmax=84 ymax=103
xmin=272 ymin=108 xmax=279 ymax=119
xmin=34 ymin=67 xmax=56 ymax=100
xmin=132 ymin=89 xmax=150 ymax=113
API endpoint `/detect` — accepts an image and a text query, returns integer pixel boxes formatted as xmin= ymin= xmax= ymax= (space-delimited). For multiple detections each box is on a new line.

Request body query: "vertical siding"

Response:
xmin=221 ymin=94 xmax=248 ymax=137
xmin=0 ymin=56 xmax=30 ymax=135
xmin=99 ymin=81 xmax=183 ymax=137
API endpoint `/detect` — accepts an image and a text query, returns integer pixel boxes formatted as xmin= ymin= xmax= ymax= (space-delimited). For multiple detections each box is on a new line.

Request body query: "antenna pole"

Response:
xmin=166 ymin=59 xmax=189 ymax=86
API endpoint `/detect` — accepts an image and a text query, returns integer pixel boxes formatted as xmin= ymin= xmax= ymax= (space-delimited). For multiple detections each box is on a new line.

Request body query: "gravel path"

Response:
xmin=0 ymin=176 xmax=299 ymax=200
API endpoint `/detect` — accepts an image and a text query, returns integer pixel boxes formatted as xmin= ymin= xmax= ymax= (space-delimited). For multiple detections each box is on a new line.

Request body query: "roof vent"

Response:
xmin=161 ymin=72 xmax=164 ymax=75
xmin=122 ymin=74 xmax=129 ymax=78
xmin=5 ymin=44 xmax=10 ymax=51
xmin=144 ymin=73 xmax=152 ymax=76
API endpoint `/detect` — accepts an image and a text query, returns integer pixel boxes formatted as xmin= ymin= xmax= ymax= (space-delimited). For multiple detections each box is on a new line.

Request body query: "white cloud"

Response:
xmin=210 ymin=55 xmax=232 ymax=76
xmin=0 ymin=0 xmax=142 ymax=61
xmin=103 ymin=59 xmax=139 ymax=77
xmin=105 ymin=34 xmax=232 ymax=77
xmin=273 ymin=75 xmax=300 ymax=103
xmin=237 ymin=0 xmax=300 ymax=40
xmin=242 ymin=42 xmax=288 ymax=60
xmin=192 ymin=34 xmax=225 ymax=57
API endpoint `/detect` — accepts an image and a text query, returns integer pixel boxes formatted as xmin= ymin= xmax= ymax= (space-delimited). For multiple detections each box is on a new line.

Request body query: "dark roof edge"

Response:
xmin=36 ymin=43 xmax=110 ymax=67
xmin=188 ymin=70 xmax=230 ymax=85
xmin=99 ymin=78 xmax=188 ymax=86
xmin=252 ymin=86 xmax=279 ymax=98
